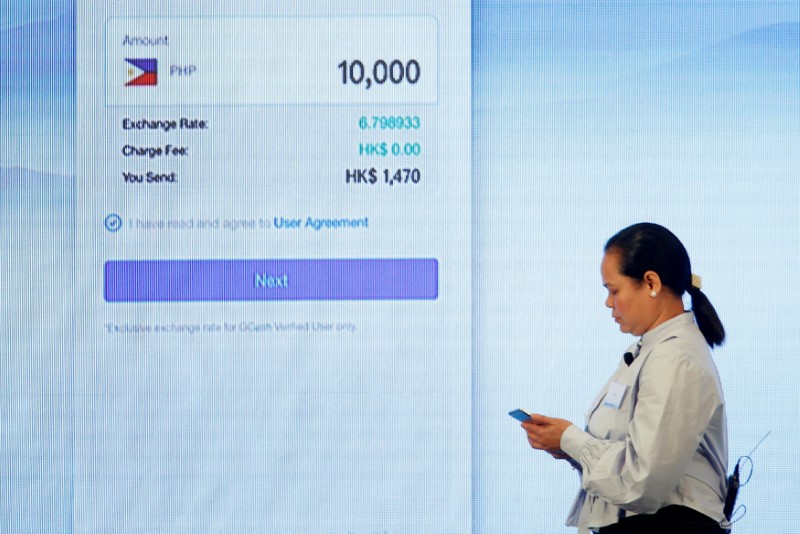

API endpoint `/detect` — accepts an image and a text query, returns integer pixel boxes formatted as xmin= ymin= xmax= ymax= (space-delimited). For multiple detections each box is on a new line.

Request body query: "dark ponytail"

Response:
xmin=605 ymin=223 xmax=726 ymax=347
xmin=686 ymin=285 xmax=726 ymax=347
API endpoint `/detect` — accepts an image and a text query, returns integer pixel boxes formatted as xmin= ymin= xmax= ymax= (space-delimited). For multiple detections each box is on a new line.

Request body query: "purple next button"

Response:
xmin=104 ymin=258 xmax=438 ymax=302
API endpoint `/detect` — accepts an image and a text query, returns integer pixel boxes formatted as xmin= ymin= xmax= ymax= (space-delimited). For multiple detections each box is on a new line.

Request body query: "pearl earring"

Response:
xmin=650 ymin=291 xmax=657 ymax=298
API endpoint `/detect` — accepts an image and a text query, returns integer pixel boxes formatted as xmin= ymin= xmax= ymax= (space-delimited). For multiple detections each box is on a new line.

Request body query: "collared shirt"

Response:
xmin=560 ymin=312 xmax=728 ymax=533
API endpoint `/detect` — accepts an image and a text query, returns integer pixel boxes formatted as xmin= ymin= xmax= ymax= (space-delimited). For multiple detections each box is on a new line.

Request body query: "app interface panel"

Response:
xmin=76 ymin=3 xmax=471 ymax=532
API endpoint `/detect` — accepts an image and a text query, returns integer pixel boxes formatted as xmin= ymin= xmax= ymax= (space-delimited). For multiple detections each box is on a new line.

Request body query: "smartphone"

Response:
xmin=508 ymin=409 xmax=532 ymax=422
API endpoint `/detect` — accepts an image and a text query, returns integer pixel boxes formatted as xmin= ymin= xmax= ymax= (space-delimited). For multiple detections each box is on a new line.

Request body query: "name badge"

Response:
xmin=603 ymin=381 xmax=628 ymax=409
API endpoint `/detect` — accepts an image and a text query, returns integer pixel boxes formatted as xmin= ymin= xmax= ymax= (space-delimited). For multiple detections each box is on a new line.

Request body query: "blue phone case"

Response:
xmin=508 ymin=409 xmax=531 ymax=422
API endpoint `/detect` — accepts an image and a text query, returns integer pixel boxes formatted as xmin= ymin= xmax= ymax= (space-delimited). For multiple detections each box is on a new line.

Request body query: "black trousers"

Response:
xmin=596 ymin=505 xmax=728 ymax=534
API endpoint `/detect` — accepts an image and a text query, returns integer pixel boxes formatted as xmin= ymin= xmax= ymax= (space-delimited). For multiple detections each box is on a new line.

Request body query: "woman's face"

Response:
xmin=601 ymin=251 xmax=656 ymax=336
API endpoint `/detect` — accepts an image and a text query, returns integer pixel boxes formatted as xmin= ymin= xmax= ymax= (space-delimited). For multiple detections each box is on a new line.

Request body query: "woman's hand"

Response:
xmin=521 ymin=414 xmax=573 ymax=452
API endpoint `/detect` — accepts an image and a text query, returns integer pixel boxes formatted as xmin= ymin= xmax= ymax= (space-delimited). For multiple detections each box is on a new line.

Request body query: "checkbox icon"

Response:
xmin=104 ymin=214 xmax=123 ymax=233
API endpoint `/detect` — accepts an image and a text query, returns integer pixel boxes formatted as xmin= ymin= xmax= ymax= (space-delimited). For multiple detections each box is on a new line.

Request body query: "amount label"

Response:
xmin=345 ymin=168 xmax=422 ymax=186
xmin=339 ymin=60 xmax=420 ymax=90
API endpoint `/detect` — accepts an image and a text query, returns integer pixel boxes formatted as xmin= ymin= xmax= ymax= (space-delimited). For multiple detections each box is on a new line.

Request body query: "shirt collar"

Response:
xmin=638 ymin=311 xmax=695 ymax=355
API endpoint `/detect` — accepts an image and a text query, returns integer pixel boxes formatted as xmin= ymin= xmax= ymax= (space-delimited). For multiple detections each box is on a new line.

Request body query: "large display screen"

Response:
xmin=2 ymin=1 xmax=798 ymax=532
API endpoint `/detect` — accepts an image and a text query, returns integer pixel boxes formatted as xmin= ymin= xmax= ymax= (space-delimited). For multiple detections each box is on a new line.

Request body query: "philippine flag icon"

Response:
xmin=125 ymin=58 xmax=157 ymax=86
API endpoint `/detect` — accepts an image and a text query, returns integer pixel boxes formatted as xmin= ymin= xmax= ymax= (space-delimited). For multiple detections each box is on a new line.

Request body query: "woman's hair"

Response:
xmin=605 ymin=222 xmax=725 ymax=347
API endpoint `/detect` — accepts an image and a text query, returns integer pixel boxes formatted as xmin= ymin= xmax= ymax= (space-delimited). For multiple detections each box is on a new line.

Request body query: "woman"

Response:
xmin=521 ymin=223 xmax=728 ymax=534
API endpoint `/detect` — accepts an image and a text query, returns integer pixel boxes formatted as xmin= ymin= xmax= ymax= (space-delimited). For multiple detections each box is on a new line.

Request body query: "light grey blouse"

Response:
xmin=560 ymin=312 xmax=728 ymax=533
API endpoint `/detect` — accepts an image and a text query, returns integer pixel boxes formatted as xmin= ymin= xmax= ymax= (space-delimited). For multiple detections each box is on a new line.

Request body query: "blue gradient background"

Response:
xmin=473 ymin=2 xmax=798 ymax=532
xmin=2 ymin=1 xmax=799 ymax=532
